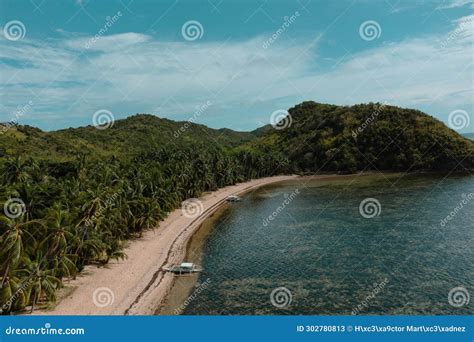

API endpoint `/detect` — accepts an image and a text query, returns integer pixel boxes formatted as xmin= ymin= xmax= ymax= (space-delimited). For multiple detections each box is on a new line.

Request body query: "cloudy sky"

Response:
xmin=0 ymin=0 xmax=473 ymax=132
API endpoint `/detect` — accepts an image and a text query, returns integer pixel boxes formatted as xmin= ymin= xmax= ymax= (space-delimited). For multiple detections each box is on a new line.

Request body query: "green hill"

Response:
xmin=0 ymin=114 xmax=257 ymax=160
xmin=2 ymin=105 xmax=471 ymax=173
xmin=243 ymin=101 xmax=474 ymax=173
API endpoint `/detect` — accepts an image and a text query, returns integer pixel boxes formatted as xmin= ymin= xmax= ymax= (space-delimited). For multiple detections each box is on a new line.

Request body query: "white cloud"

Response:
xmin=436 ymin=0 xmax=474 ymax=9
xmin=0 ymin=15 xmax=473 ymax=132
xmin=65 ymin=32 xmax=150 ymax=51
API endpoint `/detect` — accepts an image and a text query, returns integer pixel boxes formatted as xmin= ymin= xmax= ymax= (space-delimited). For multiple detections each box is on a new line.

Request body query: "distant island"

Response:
xmin=463 ymin=133 xmax=474 ymax=140
xmin=0 ymin=101 xmax=472 ymax=314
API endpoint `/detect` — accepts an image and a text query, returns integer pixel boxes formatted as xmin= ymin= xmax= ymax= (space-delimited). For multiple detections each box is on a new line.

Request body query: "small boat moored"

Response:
xmin=164 ymin=262 xmax=202 ymax=275
xmin=226 ymin=195 xmax=242 ymax=202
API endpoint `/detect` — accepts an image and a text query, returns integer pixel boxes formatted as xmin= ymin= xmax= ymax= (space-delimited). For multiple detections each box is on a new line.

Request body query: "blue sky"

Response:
xmin=0 ymin=0 xmax=473 ymax=132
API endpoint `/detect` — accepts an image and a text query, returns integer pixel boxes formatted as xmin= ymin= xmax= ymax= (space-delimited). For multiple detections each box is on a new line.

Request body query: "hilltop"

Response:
xmin=1 ymin=104 xmax=472 ymax=173
xmin=0 ymin=114 xmax=258 ymax=160
xmin=241 ymin=102 xmax=474 ymax=172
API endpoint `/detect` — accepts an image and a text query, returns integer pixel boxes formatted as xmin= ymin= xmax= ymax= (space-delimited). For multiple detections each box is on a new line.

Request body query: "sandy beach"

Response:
xmin=35 ymin=175 xmax=297 ymax=315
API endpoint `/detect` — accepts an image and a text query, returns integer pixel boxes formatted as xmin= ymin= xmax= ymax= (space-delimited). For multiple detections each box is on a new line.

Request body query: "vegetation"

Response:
xmin=0 ymin=102 xmax=472 ymax=313
xmin=244 ymin=102 xmax=474 ymax=173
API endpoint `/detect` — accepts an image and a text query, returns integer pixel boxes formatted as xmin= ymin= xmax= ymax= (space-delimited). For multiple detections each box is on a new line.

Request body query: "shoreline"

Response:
xmin=157 ymin=172 xmax=382 ymax=315
xmin=34 ymin=175 xmax=297 ymax=315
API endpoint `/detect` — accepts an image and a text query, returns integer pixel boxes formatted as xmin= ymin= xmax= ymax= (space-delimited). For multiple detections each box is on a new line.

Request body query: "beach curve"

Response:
xmin=34 ymin=175 xmax=297 ymax=315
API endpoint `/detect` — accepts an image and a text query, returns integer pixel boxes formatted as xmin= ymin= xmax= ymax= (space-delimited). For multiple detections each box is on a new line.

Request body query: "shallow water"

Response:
xmin=179 ymin=173 xmax=474 ymax=315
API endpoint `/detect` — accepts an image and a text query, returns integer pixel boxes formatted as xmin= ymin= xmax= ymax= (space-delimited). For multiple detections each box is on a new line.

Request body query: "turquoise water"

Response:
xmin=183 ymin=174 xmax=474 ymax=315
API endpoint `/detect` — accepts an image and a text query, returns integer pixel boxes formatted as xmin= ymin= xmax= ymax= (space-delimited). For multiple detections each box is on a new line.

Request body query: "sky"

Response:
xmin=0 ymin=0 xmax=473 ymax=132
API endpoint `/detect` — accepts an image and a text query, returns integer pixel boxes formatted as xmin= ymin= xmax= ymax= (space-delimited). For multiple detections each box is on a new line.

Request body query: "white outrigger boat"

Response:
xmin=164 ymin=262 xmax=202 ymax=275
xmin=226 ymin=195 xmax=242 ymax=202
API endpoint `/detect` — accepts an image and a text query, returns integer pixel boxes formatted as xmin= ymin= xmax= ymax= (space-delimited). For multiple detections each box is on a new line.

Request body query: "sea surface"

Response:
xmin=170 ymin=174 xmax=474 ymax=315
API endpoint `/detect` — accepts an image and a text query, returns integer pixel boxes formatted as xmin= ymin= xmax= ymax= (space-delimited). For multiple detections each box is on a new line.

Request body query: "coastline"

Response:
xmin=157 ymin=172 xmax=381 ymax=315
xmin=34 ymin=175 xmax=297 ymax=315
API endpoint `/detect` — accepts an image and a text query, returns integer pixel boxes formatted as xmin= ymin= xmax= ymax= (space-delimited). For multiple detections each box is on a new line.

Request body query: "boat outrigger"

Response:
xmin=226 ymin=195 xmax=241 ymax=202
xmin=164 ymin=262 xmax=202 ymax=275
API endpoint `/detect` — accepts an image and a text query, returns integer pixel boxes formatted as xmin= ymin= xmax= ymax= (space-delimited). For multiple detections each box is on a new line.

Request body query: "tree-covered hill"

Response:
xmin=243 ymin=101 xmax=474 ymax=173
xmin=0 ymin=114 xmax=258 ymax=160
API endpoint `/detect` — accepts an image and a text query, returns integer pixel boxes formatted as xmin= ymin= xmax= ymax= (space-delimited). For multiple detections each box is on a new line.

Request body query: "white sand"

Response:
xmin=35 ymin=175 xmax=297 ymax=315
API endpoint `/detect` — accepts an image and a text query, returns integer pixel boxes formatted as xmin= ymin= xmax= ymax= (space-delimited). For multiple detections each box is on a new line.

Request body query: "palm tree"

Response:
xmin=2 ymin=156 xmax=31 ymax=184
xmin=0 ymin=215 xmax=39 ymax=288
